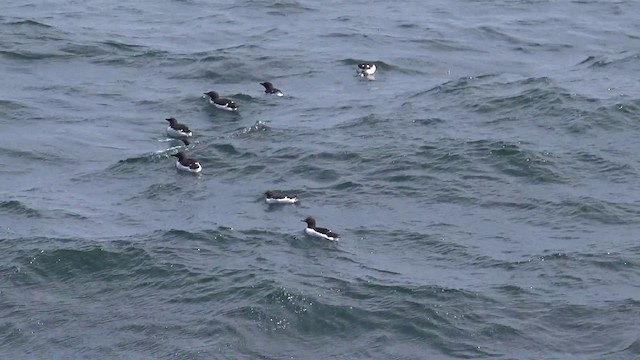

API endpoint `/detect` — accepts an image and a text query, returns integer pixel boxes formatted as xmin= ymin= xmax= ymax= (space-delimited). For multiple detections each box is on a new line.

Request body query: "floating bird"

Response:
xmin=172 ymin=151 xmax=202 ymax=173
xmin=302 ymin=216 xmax=340 ymax=241
xmin=166 ymin=117 xmax=193 ymax=138
xmin=264 ymin=190 xmax=298 ymax=204
xmin=203 ymin=91 xmax=238 ymax=111
xmin=357 ymin=63 xmax=377 ymax=77
xmin=260 ymin=82 xmax=284 ymax=96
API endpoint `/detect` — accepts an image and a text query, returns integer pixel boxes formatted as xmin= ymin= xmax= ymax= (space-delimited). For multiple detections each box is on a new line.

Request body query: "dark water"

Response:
xmin=1 ymin=0 xmax=640 ymax=358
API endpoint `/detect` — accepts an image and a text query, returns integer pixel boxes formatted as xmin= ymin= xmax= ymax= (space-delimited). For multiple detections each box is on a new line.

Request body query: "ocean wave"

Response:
xmin=135 ymin=183 xmax=183 ymax=201
xmin=0 ymin=147 xmax=65 ymax=163
xmin=1 ymin=18 xmax=66 ymax=41
xmin=330 ymin=181 xmax=363 ymax=191
xmin=237 ymin=0 xmax=315 ymax=14
xmin=467 ymin=139 xmax=564 ymax=183
xmin=111 ymin=153 xmax=166 ymax=169
xmin=290 ymin=163 xmax=340 ymax=183
xmin=59 ymin=43 xmax=111 ymax=57
xmin=579 ymin=253 xmax=638 ymax=272
xmin=420 ymin=73 xmax=499 ymax=97
xmin=522 ymin=301 xmax=640 ymax=356
xmin=558 ymin=197 xmax=640 ymax=225
xmin=17 ymin=245 xmax=157 ymax=283
xmin=474 ymin=25 xmax=543 ymax=47
xmin=304 ymin=151 xmax=365 ymax=164
xmin=100 ymin=40 xmax=146 ymax=51
xmin=0 ymin=200 xmax=41 ymax=217
xmin=209 ymin=143 xmax=259 ymax=166
xmin=4 ymin=19 xmax=53 ymax=28
xmin=476 ymin=87 xmax=565 ymax=113
xmin=426 ymin=74 xmax=639 ymax=137
xmin=572 ymin=151 xmax=636 ymax=182
xmin=334 ymin=114 xmax=385 ymax=130
xmin=360 ymin=138 xmax=562 ymax=189
xmin=578 ymin=51 xmax=640 ymax=70
xmin=222 ymin=275 xmax=493 ymax=355
xmin=0 ymin=99 xmax=36 ymax=119
xmin=233 ymin=120 xmax=271 ymax=137
xmin=83 ymin=153 xmax=174 ymax=181
xmin=48 ymin=39 xmax=172 ymax=66
xmin=482 ymin=194 xmax=640 ymax=230
xmin=0 ymin=49 xmax=71 ymax=61
xmin=171 ymin=62 xmax=265 ymax=82
xmin=408 ymin=37 xmax=480 ymax=53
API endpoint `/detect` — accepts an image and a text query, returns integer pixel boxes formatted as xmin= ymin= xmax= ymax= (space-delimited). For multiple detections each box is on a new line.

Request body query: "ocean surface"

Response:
xmin=1 ymin=0 xmax=639 ymax=359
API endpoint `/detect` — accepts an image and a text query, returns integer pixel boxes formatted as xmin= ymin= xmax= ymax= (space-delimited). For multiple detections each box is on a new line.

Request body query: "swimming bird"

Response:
xmin=264 ymin=190 xmax=298 ymax=204
xmin=203 ymin=91 xmax=238 ymax=111
xmin=166 ymin=117 xmax=193 ymax=138
xmin=302 ymin=216 xmax=340 ymax=241
xmin=172 ymin=151 xmax=202 ymax=173
xmin=357 ymin=63 xmax=377 ymax=77
xmin=260 ymin=82 xmax=284 ymax=96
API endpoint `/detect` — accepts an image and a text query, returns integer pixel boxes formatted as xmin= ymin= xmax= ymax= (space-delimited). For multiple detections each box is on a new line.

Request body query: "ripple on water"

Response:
xmin=0 ymin=99 xmax=36 ymax=119
xmin=572 ymin=150 xmax=637 ymax=183
xmin=467 ymin=139 xmax=564 ymax=183
xmin=0 ymin=200 xmax=42 ymax=218
xmin=558 ymin=197 xmax=640 ymax=226
xmin=291 ymin=163 xmax=340 ymax=183
xmin=579 ymin=52 xmax=640 ymax=70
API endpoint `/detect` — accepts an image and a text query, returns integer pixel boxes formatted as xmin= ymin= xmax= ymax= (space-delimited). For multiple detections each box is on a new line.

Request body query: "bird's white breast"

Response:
xmin=167 ymin=127 xmax=192 ymax=138
xmin=304 ymin=228 xmax=339 ymax=241
xmin=266 ymin=197 xmax=298 ymax=204
xmin=175 ymin=161 xmax=202 ymax=173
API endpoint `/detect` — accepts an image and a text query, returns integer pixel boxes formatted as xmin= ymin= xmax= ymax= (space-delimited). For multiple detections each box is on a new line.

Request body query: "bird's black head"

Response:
xmin=172 ymin=151 xmax=186 ymax=160
xmin=166 ymin=117 xmax=177 ymax=125
xmin=265 ymin=190 xmax=274 ymax=197
xmin=204 ymin=91 xmax=219 ymax=99
xmin=358 ymin=63 xmax=371 ymax=69
xmin=260 ymin=82 xmax=274 ymax=90
xmin=302 ymin=216 xmax=316 ymax=227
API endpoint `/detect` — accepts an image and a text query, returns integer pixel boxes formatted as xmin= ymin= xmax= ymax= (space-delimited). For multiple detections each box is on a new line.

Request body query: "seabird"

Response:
xmin=357 ymin=63 xmax=377 ymax=77
xmin=302 ymin=216 xmax=340 ymax=241
xmin=264 ymin=190 xmax=298 ymax=204
xmin=172 ymin=151 xmax=202 ymax=173
xmin=166 ymin=117 xmax=193 ymax=138
xmin=260 ymin=82 xmax=284 ymax=96
xmin=203 ymin=91 xmax=238 ymax=111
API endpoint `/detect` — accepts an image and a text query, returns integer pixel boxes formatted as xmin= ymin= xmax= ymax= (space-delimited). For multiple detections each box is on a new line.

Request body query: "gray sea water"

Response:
xmin=2 ymin=0 xmax=640 ymax=359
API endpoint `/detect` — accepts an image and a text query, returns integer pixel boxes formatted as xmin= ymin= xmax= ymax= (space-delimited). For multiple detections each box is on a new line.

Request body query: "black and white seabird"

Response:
xmin=172 ymin=151 xmax=202 ymax=173
xmin=260 ymin=82 xmax=284 ymax=97
xmin=264 ymin=190 xmax=298 ymax=204
xmin=203 ymin=91 xmax=238 ymax=111
xmin=302 ymin=216 xmax=340 ymax=241
xmin=166 ymin=117 xmax=193 ymax=138
xmin=357 ymin=63 xmax=377 ymax=77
